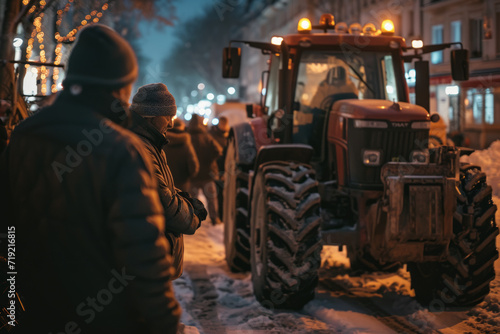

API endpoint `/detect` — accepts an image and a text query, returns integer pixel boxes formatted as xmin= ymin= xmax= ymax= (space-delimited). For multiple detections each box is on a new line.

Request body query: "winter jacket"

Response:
xmin=164 ymin=128 xmax=199 ymax=192
xmin=187 ymin=115 xmax=223 ymax=183
xmin=208 ymin=125 xmax=229 ymax=175
xmin=0 ymin=90 xmax=180 ymax=334
xmin=129 ymin=111 xmax=201 ymax=279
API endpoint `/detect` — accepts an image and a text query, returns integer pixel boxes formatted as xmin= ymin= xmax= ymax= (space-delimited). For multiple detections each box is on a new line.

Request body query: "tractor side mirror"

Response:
xmin=222 ymin=47 xmax=241 ymax=78
xmin=451 ymin=49 xmax=469 ymax=81
xmin=430 ymin=113 xmax=440 ymax=122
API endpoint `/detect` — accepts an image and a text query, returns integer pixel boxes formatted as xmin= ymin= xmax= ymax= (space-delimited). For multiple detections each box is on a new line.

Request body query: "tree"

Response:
xmin=161 ymin=3 xmax=244 ymax=106
xmin=0 ymin=0 xmax=177 ymax=133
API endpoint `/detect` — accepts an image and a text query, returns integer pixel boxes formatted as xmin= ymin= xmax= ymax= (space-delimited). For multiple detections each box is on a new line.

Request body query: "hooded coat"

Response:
xmin=164 ymin=127 xmax=199 ymax=192
xmin=0 ymin=90 xmax=180 ymax=334
xmin=187 ymin=115 xmax=223 ymax=183
xmin=129 ymin=111 xmax=200 ymax=279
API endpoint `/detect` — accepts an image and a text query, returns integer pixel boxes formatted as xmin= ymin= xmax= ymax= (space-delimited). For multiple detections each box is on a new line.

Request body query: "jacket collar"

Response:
xmin=129 ymin=111 xmax=169 ymax=149
xmin=57 ymin=89 xmax=131 ymax=127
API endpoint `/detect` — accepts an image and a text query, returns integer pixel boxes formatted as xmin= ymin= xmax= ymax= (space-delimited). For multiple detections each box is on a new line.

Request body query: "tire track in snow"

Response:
xmin=184 ymin=264 xmax=227 ymax=334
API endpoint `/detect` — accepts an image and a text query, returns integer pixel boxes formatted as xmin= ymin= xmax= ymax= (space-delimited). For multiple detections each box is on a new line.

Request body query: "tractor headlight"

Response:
xmin=363 ymin=150 xmax=381 ymax=166
xmin=410 ymin=150 xmax=429 ymax=164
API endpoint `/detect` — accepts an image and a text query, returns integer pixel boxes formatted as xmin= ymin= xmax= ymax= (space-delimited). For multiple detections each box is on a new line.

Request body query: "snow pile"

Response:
xmin=461 ymin=139 xmax=500 ymax=199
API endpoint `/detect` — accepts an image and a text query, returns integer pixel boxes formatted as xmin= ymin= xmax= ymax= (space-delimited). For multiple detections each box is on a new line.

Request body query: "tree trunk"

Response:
xmin=0 ymin=0 xmax=29 ymax=131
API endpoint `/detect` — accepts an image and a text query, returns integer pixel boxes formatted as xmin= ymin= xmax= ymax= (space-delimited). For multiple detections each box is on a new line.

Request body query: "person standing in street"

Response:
xmin=129 ymin=83 xmax=207 ymax=279
xmin=0 ymin=25 xmax=180 ymax=334
xmin=208 ymin=116 xmax=230 ymax=219
xmin=165 ymin=118 xmax=200 ymax=193
xmin=187 ymin=114 xmax=223 ymax=225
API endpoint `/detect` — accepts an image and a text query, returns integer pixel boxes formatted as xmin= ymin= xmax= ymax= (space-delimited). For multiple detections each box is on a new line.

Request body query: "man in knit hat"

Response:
xmin=0 ymin=25 xmax=180 ymax=333
xmin=129 ymin=83 xmax=207 ymax=280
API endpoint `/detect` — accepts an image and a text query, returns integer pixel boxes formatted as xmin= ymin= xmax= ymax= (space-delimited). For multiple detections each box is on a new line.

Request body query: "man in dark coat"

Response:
xmin=165 ymin=118 xmax=199 ymax=193
xmin=187 ymin=114 xmax=223 ymax=225
xmin=0 ymin=25 xmax=180 ymax=334
xmin=208 ymin=116 xmax=230 ymax=219
xmin=129 ymin=83 xmax=207 ymax=279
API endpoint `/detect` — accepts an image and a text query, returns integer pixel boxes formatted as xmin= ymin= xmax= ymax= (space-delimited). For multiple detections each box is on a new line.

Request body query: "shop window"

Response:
xmin=431 ymin=25 xmax=443 ymax=64
xmin=465 ymin=89 xmax=482 ymax=125
xmin=485 ymin=89 xmax=494 ymax=124
xmin=469 ymin=18 xmax=483 ymax=58
xmin=473 ymin=94 xmax=483 ymax=124
xmin=451 ymin=20 xmax=461 ymax=44
xmin=465 ymin=87 xmax=500 ymax=127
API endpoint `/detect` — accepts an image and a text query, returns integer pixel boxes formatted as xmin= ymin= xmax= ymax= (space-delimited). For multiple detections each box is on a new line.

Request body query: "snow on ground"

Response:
xmin=175 ymin=141 xmax=500 ymax=334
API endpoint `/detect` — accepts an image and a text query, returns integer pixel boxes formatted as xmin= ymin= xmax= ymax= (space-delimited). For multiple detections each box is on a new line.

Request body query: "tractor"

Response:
xmin=221 ymin=14 xmax=499 ymax=309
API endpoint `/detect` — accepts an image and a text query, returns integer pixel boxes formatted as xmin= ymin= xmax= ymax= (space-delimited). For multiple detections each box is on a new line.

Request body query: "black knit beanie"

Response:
xmin=63 ymin=24 xmax=138 ymax=89
xmin=129 ymin=83 xmax=177 ymax=117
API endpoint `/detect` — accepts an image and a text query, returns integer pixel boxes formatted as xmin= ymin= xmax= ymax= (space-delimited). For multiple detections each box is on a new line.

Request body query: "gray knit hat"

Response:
xmin=130 ymin=83 xmax=177 ymax=117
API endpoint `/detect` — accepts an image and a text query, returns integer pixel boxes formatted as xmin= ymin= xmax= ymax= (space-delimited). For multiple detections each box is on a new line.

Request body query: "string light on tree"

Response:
xmin=22 ymin=0 xmax=111 ymax=94
xmin=54 ymin=1 xmax=109 ymax=43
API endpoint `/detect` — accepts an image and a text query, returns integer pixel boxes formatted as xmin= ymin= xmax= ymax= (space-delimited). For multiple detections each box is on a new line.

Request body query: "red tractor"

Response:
xmin=221 ymin=14 xmax=498 ymax=309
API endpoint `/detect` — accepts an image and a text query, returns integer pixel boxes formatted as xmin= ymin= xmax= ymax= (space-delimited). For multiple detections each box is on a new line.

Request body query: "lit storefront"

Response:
xmin=461 ymin=74 xmax=500 ymax=148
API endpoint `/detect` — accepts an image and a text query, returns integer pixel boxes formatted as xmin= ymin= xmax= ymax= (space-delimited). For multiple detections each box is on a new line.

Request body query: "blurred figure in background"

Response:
xmin=165 ymin=118 xmax=200 ymax=193
xmin=208 ymin=116 xmax=230 ymax=219
xmin=187 ymin=114 xmax=223 ymax=225
xmin=129 ymin=83 xmax=207 ymax=280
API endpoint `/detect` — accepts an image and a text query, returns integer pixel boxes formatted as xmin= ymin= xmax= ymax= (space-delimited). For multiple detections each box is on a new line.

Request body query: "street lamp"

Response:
xmin=13 ymin=38 xmax=23 ymax=48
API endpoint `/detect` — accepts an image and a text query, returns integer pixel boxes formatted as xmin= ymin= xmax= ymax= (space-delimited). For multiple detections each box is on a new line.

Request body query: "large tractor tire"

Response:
xmin=409 ymin=164 xmax=499 ymax=307
xmin=223 ymin=137 xmax=251 ymax=272
xmin=250 ymin=162 xmax=322 ymax=309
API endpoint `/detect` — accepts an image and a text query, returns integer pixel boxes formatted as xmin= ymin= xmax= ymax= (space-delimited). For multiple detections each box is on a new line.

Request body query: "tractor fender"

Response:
xmin=230 ymin=122 xmax=257 ymax=166
xmin=250 ymin=144 xmax=315 ymax=207
xmin=254 ymin=144 xmax=314 ymax=169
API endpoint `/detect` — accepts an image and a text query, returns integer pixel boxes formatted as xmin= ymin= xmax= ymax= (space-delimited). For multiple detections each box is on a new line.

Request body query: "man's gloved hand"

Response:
xmin=178 ymin=192 xmax=208 ymax=222
xmin=190 ymin=197 xmax=208 ymax=222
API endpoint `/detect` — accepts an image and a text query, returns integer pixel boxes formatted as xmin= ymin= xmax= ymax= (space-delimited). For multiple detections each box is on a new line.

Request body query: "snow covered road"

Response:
xmin=175 ymin=221 xmax=498 ymax=333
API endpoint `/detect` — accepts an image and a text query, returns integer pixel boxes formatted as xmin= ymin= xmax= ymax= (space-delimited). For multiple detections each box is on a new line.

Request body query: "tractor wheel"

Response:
xmin=408 ymin=164 xmax=499 ymax=307
xmin=250 ymin=162 xmax=322 ymax=309
xmin=223 ymin=137 xmax=251 ymax=272
xmin=348 ymin=247 xmax=402 ymax=273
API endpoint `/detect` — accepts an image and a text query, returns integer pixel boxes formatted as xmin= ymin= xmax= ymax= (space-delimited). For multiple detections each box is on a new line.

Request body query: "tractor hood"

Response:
xmin=332 ymin=99 xmax=430 ymax=122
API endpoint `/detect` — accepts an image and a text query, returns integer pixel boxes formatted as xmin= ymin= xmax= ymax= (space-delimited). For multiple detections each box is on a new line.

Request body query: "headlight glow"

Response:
xmin=363 ymin=150 xmax=382 ymax=166
xmin=410 ymin=150 xmax=429 ymax=164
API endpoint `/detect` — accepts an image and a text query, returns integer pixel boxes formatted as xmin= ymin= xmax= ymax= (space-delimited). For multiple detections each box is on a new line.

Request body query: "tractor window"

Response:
xmin=265 ymin=54 xmax=280 ymax=115
xmin=383 ymin=55 xmax=398 ymax=102
xmin=292 ymin=50 xmax=400 ymax=146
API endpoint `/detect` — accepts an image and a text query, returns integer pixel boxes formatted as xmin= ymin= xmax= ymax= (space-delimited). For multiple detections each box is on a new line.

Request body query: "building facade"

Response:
xmin=422 ymin=0 xmax=500 ymax=148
